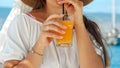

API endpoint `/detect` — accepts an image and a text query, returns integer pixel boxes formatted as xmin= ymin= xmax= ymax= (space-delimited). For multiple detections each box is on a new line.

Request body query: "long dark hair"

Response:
xmin=33 ymin=0 xmax=110 ymax=67
xmin=33 ymin=0 xmax=46 ymax=10
xmin=83 ymin=16 xmax=110 ymax=67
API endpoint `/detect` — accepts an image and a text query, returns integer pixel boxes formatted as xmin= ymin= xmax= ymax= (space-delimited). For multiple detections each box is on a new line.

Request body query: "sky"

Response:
xmin=83 ymin=0 xmax=120 ymax=14
xmin=0 ymin=0 xmax=120 ymax=14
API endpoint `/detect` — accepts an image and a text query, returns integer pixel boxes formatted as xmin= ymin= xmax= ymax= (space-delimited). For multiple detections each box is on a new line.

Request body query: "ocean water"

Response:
xmin=85 ymin=13 xmax=120 ymax=34
xmin=0 ymin=7 xmax=120 ymax=68
xmin=108 ymin=45 xmax=120 ymax=68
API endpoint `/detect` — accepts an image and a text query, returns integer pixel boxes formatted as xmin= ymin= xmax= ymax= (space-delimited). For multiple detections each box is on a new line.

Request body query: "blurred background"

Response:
xmin=0 ymin=0 xmax=120 ymax=68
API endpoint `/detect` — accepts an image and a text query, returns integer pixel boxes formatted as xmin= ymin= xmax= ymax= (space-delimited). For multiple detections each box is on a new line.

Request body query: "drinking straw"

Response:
xmin=62 ymin=4 xmax=69 ymax=20
xmin=62 ymin=4 xmax=65 ymax=20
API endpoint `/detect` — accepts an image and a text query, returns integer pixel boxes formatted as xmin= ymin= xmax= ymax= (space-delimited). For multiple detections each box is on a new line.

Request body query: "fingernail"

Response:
xmin=59 ymin=36 xmax=63 ymax=39
xmin=63 ymin=26 xmax=67 ymax=29
xmin=60 ymin=14 xmax=64 ymax=17
xmin=61 ymin=31 xmax=65 ymax=34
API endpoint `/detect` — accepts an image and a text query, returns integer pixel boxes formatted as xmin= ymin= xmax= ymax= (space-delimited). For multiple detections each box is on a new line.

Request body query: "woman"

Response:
xmin=0 ymin=0 xmax=109 ymax=68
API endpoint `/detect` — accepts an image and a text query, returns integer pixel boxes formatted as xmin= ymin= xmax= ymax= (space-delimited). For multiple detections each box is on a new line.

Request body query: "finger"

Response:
xmin=44 ymin=21 xmax=67 ymax=29
xmin=44 ymin=32 xmax=63 ymax=39
xmin=46 ymin=14 xmax=64 ymax=21
xmin=4 ymin=60 xmax=20 ymax=68
xmin=57 ymin=0 xmax=77 ymax=11
xmin=43 ymin=24 xmax=65 ymax=34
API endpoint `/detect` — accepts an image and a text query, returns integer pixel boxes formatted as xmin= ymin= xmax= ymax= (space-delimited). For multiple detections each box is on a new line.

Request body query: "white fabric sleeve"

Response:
xmin=89 ymin=34 xmax=103 ymax=56
xmin=0 ymin=15 xmax=30 ymax=63
xmin=92 ymin=39 xmax=103 ymax=56
xmin=0 ymin=0 xmax=32 ymax=58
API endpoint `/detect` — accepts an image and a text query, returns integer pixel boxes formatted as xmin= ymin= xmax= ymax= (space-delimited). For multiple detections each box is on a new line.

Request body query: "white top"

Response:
xmin=0 ymin=13 xmax=103 ymax=68
xmin=0 ymin=0 xmax=32 ymax=51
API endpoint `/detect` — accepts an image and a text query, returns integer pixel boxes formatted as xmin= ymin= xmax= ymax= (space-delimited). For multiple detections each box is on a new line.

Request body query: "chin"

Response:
xmin=55 ymin=2 xmax=62 ymax=8
xmin=57 ymin=5 xmax=62 ymax=9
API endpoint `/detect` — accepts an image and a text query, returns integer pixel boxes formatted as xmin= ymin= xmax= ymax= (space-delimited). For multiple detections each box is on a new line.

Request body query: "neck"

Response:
xmin=30 ymin=2 xmax=62 ymax=22
xmin=31 ymin=9 xmax=47 ymax=22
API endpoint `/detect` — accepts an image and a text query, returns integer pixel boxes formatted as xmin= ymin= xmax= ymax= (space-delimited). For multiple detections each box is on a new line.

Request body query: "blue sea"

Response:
xmin=0 ymin=7 xmax=120 ymax=68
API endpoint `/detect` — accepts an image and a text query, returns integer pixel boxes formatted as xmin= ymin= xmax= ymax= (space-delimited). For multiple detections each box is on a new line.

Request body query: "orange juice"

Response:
xmin=56 ymin=20 xmax=74 ymax=47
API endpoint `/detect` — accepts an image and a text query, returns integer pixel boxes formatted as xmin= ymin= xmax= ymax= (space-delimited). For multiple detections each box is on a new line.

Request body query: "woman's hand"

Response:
xmin=58 ymin=1 xmax=104 ymax=68
xmin=33 ymin=14 xmax=67 ymax=52
xmin=4 ymin=60 xmax=20 ymax=68
xmin=57 ymin=0 xmax=84 ymax=25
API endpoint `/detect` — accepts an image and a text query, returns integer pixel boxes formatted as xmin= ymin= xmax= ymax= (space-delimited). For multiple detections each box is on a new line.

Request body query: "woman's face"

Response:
xmin=45 ymin=0 xmax=80 ymax=14
xmin=46 ymin=0 xmax=62 ymax=8
xmin=46 ymin=0 xmax=80 ymax=9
